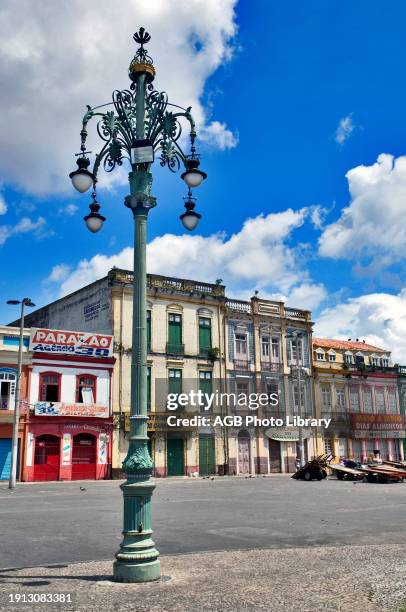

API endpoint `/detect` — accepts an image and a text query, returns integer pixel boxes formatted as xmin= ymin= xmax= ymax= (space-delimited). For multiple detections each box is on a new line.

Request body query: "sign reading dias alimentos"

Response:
xmin=30 ymin=328 xmax=114 ymax=358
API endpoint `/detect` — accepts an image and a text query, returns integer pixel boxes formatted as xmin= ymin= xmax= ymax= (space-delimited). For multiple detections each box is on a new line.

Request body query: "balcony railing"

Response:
xmin=320 ymin=410 xmax=350 ymax=425
xmin=0 ymin=397 xmax=11 ymax=410
xmin=261 ymin=361 xmax=281 ymax=373
xmin=226 ymin=299 xmax=252 ymax=314
xmin=284 ymin=307 xmax=309 ymax=321
xmin=346 ymin=364 xmax=397 ymax=374
xmin=108 ymin=269 xmax=226 ymax=297
xmin=260 ymin=408 xmax=285 ymax=419
xmin=199 ymin=346 xmax=212 ymax=358
xmin=234 ymin=359 xmax=250 ymax=370
xmin=166 ymin=343 xmax=185 ymax=356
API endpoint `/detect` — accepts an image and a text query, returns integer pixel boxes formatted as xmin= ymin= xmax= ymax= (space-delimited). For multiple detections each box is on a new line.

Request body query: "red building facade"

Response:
xmin=23 ymin=328 xmax=115 ymax=482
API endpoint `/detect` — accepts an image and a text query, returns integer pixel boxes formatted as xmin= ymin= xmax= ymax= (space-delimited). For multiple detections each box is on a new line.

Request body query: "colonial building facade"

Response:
xmin=224 ymin=297 xmax=314 ymax=474
xmin=18 ymin=268 xmax=315 ymax=477
xmin=312 ymin=338 xmax=404 ymax=462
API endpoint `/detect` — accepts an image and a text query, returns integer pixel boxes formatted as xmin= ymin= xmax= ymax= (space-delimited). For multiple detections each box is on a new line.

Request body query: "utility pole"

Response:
xmin=7 ymin=297 xmax=35 ymax=489
xmin=296 ymin=335 xmax=305 ymax=467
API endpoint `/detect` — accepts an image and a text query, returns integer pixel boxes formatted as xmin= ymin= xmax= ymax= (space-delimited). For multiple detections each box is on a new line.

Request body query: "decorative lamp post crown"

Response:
xmin=129 ymin=27 xmax=156 ymax=84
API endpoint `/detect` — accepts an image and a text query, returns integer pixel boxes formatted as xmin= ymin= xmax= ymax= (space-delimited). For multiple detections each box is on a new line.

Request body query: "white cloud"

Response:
xmin=233 ymin=283 xmax=327 ymax=312
xmin=315 ymin=289 xmax=406 ymax=363
xmin=0 ymin=193 xmax=7 ymax=215
xmin=309 ymin=204 xmax=332 ymax=230
xmin=13 ymin=217 xmax=46 ymax=234
xmin=55 ymin=208 xmax=327 ymax=311
xmin=58 ymin=204 xmax=78 ymax=216
xmin=200 ymin=120 xmax=238 ymax=149
xmin=319 ymin=153 xmax=406 ymax=266
xmin=335 ymin=114 xmax=355 ymax=145
xmin=0 ymin=216 xmax=47 ymax=246
xmin=58 ymin=247 xmax=134 ymax=295
xmin=0 ymin=0 xmax=237 ymax=195
xmin=284 ymin=283 xmax=327 ymax=312
xmin=47 ymin=264 xmax=71 ymax=283
xmin=0 ymin=227 xmax=9 ymax=245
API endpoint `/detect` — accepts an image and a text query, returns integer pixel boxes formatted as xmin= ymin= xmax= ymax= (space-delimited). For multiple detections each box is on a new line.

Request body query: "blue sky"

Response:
xmin=1 ymin=1 xmax=406 ymax=360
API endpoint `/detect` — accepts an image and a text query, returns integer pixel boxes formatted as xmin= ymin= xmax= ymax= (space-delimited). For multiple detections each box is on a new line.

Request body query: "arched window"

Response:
xmin=76 ymin=374 xmax=97 ymax=404
xmin=0 ymin=370 xmax=16 ymax=409
xmin=39 ymin=372 xmax=61 ymax=402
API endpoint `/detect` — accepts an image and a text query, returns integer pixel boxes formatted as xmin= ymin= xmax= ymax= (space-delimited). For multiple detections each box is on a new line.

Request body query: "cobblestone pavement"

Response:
xmin=1 ymin=544 xmax=406 ymax=612
xmin=2 ymin=476 xmax=406 ymax=569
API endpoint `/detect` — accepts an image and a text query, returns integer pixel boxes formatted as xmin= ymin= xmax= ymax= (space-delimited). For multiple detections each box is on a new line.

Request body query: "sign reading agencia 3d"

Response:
xmin=29 ymin=328 xmax=114 ymax=358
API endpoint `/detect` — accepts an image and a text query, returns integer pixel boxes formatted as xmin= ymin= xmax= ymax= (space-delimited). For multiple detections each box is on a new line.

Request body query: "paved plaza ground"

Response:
xmin=0 ymin=475 xmax=406 ymax=610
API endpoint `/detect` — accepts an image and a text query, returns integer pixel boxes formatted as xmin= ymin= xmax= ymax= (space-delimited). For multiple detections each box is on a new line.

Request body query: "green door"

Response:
xmin=167 ymin=438 xmax=184 ymax=476
xmin=199 ymin=434 xmax=216 ymax=475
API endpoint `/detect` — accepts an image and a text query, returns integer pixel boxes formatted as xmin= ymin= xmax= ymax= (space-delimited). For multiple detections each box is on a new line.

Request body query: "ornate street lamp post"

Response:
xmin=69 ymin=28 xmax=207 ymax=583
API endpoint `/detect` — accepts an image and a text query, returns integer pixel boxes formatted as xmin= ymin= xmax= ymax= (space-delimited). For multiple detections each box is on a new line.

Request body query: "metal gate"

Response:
xmin=268 ymin=439 xmax=281 ymax=472
xmin=34 ymin=435 xmax=60 ymax=481
xmin=72 ymin=433 xmax=97 ymax=480
xmin=199 ymin=434 xmax=215 ymax=475
xmin=167 ymin=438 xmax=184 ymax=476
xmin=238 ymin=434 xmax=251 ymax=474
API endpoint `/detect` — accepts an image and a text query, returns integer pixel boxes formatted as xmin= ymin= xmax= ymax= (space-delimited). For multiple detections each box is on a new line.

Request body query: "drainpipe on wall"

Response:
xmin=280 ymin=303 xmax=289 ymax=474
xmin=251 ymin=295 xmax=261 ymax=474
xmin=221 ymin=304 xmax=229 ymax=474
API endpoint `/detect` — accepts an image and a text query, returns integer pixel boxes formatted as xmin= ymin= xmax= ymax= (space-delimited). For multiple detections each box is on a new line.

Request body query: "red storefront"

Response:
xmin=24 ymin=415 xmax=113 ymax=482
xmin=23 ymin=327 xmax=115 ymax=482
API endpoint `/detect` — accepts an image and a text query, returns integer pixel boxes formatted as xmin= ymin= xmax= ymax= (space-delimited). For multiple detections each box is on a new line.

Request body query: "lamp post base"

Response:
xmin=113 ymin=557 xmax=161 ymax=583
xmin=113 ymin=479 xmax=160 ymax=583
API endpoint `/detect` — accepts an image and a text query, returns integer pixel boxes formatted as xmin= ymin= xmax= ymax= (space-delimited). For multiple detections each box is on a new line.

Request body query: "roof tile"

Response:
xmin=312 ymin=337 xmax=388 ymax=353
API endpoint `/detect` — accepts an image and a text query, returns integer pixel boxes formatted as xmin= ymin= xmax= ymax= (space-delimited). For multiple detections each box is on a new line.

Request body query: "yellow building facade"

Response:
xmin=312 ymin=338 xmax=404 ymax=462
xmin=111 ymin=270 xmax=226 ymax=477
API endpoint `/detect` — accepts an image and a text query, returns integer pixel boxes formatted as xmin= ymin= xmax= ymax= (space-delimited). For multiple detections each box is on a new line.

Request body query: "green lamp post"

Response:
xmin=69 ymin=27 xmax=206 ymax=583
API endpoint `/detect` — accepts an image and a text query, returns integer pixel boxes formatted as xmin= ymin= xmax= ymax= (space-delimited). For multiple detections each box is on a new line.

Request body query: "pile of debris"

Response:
xmin=329 ymin=459 xmax=406 ymax=483
xmin=291 ymin=454 xmax=333 ymax=481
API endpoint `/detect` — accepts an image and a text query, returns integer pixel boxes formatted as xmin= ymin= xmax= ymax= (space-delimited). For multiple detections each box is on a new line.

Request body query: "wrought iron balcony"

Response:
xmin=321 ymin=410 xmax=350 ymax=424
xmin=346 ymin=363 xmax=396 ymax=374
xmin=199 ymin=346 xmax=211 ymax=358
xmin=260 ymin=407 xmax=285 ymax=419
xmin=0 ymin=397 xmax=11 ymax=410
xmin=234 ymin=359 xmax=250 ymax=371
xmin=261 ymin=361 xmax=281 ymax=373
xmin=166 ymin=343 xmax=185 ymax=356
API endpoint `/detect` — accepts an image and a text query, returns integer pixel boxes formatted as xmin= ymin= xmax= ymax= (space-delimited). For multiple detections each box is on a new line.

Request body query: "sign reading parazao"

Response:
xmin=30 ymin=328 xmax=113 ymax=358
xmin=35 ymin=403 xmax=109 ymax=418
